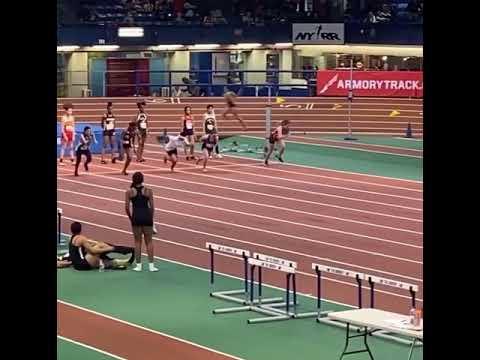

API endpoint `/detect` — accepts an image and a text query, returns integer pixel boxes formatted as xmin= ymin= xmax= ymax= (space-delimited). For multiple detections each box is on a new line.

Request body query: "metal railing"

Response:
xmin=57 ymin=69 xmax=319 ymax=98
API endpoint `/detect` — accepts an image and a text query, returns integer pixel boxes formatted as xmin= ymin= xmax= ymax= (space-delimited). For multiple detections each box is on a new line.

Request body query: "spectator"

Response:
xmin=212 ymin=9 xmax=227 ymax=24
xmin=184 ymin=1 xmax=196 ymax=10
xmin=176 ymin=11 xmax=184 ymax=23
xmin=184 ymin=8 xmax=195 ymax=20
xmin=242 ymin=11 xmax=254 ymax=25
xmin=203 ymin=11 xmax=214 ymax=25
xmin=376 ymin=4 xmax=392 ymax=23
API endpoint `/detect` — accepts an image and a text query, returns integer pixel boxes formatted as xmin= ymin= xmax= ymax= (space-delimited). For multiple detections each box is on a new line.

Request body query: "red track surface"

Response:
xmin=57 ymin=141 xmax=423 ymax=316
xmin=57 ymin=96 xmax=423 ymax=135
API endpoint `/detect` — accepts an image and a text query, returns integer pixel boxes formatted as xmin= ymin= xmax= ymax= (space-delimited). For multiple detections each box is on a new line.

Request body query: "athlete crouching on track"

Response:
xmin=196 ymin=133 xmax=217 ymax=172
xmin=162 ymin=133 xmax=190 ymax=172
xmin=125 ymin=172 xmax=158 ymax=272
xmin=264 ymin=119 xmax=290 ymax=166
xmin=121 ymin=121 xmax=137 ymax=176
xmin=74 ymin=126 xmax=97 ymax=177
xmin=67 ymin=222 xmax=135 ymax=271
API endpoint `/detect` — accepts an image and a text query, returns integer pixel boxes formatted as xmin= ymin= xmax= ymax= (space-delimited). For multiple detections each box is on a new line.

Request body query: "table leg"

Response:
xmin=339 ymin=325 xmax=375 ymax=360
xmin=363 ymin=327 xmax=374 ymax=360
xmin=339 ymin=323 xmax=351 ymax=360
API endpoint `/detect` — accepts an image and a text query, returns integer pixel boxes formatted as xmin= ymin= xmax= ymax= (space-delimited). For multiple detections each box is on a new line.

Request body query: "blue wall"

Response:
xmin=89 ymin=58 xmax=106 ymax=96
xmin=58 ymin=23 xmax=422 ymax=46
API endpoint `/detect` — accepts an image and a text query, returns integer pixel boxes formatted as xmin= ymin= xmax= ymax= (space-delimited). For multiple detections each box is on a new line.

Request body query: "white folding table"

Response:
xmin=328 ymin=308 xmax=423 ymax=360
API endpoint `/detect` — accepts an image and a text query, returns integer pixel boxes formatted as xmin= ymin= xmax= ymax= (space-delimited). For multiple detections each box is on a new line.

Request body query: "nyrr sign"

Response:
xmin=292 ymin=23 xmax=345 ymax=45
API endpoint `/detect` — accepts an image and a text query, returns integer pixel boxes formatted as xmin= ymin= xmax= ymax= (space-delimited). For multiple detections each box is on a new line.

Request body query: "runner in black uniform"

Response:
xmin=135 ymin=101 xmax=148 ymax=162
xmin=74 ymin=126 xmax=96 ymax=176
xmin=68 ymin=222 xmax=135 ymax=271
xmin=125 ymin=172 xmax=158 ymax=272
xmin=121 ymin=122 xmax=137 ymax=175
xmin=101 ymin=102 xmax=117 ymax=164
xmin=196 ymin=133 xmax=217 ymax=172
xmin=181 ymin=106 xmax=196 ymax=160
xmin=203 ymin=105 xmax=221 ymax=158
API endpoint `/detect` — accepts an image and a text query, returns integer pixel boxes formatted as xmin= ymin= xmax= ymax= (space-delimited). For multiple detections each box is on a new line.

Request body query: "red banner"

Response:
xmin=316 ymin=70 xmax=423 ymax=98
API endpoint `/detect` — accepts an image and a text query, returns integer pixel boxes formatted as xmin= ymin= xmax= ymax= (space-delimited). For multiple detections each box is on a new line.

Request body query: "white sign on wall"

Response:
xmin=292 ymin=23 xmax=345 ymax=44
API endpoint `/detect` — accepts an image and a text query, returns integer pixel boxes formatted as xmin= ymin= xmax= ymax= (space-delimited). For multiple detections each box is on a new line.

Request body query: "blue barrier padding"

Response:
xmin=56 ymin=122 xmax=121 ymax=156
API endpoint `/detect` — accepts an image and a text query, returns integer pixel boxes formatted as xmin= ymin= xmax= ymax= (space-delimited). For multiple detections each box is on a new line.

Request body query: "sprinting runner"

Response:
xmin=121 ymin=121 xmax=137 ymax=176
xmin=223 ymin=91 xmax=247 ymax=130
xmin=100 ymin=101 xmax=117 ymax=164
xmin=59 ymin=103 xmax=76 ymax=165
xmin=264 ymin=119 xmax=290 ymax=166
xmin=181 ymin=106 xmax=196 ymax=160
xmin=196 ymin=133 xmax=217 ymax=172
xmin=74 ymin=126 xmax=96 ymax=176
xmin=203 ymin=104 xmax=222 ymax=159
xmin=163 ymin=133 xmax=190 ymax=172
xmin=135 ymin=100 xmax=148 ymax=162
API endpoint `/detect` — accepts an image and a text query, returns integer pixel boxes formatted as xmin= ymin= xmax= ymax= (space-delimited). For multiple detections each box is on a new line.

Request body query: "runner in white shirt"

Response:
xmin=203 ymin=104 xmax=222 ymax=159
xmin=163 ymin=133 xmax=190 ymax=172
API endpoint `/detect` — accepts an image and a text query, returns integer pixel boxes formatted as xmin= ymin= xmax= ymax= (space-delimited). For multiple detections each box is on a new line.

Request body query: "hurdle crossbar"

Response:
xmin=207 ymin=243 xmax=283 ymax=315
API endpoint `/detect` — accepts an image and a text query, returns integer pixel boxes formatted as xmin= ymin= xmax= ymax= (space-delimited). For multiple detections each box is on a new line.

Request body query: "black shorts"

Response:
xmin=166 ymin=148 xmax=178 ymax=156
xmin=183 ymin=128 xmax=194 ymax=136
xmin=103 ymin=129 xmax=115 ymax=137
xmin=72 ymin=259 xmax=92 ymax=271
xmin=138 ymin=129 xmax=147 ymax=139
xmin=202 ymin=144 xmax=214 ymax=154
xmin=76 ymin=149 xmax=91 ymax=157
xmin=269 ymin=134 xmax=277 ymax=144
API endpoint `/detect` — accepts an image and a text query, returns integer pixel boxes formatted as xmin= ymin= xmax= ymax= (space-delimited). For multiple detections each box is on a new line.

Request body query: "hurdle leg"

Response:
xmin=57 ymin=209 xmax=62 ymax=246
xmin=209 ymin=247 xmax=215 ymax=296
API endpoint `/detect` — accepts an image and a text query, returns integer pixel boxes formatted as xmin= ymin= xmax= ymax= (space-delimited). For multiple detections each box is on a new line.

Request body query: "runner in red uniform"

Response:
xmin=59 ymin=103 xmax=75 ymax=165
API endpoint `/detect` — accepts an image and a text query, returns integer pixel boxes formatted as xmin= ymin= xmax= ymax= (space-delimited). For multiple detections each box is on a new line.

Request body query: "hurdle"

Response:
xmin=246 ymin=253 xmax=298 ymax=324
xmin=362 ymin=274 xmax=420 ymax=345
xmin=293 ymin=262 xmax=420 ymax=346
xmin=207 ymin=243 xmax=283 ymax=315
xmin=293 ymin=263 xmax=367 ymax=322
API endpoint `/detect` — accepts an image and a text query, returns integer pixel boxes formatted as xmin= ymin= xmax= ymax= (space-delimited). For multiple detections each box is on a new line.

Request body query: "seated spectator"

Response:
xmin=203 ymin=11 xmax=214 ymax=25
xmin=376 ymin=4 xmax=392 ymax=23
xmin=212 ymin=9 xmax=227 ymax=24
xmin=184 ymin=1 xmax=196 ymax=10
xmin=184 ymin=8 xmax=195 ymax=20
xmin=176 ymin=11 xmax=184 ymax=23
xmin=242 ymin=11 xmax=254 ymax=25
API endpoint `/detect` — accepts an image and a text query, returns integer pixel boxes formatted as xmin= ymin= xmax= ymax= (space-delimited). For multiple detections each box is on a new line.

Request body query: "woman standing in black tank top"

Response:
xmin=125 ymin=172 xmax=158 ymax=272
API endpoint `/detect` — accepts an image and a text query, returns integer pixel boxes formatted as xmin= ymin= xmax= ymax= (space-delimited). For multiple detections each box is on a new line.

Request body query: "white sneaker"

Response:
xmin=153 ymin=225 xmax=157 ymax=234
xmin=133 ymin=264 xmax=142 ymax=272
xmin=216 ymin=154 xmax=223 ymax=159
xmin=149 ymin=263 xmax=159 ymax=272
